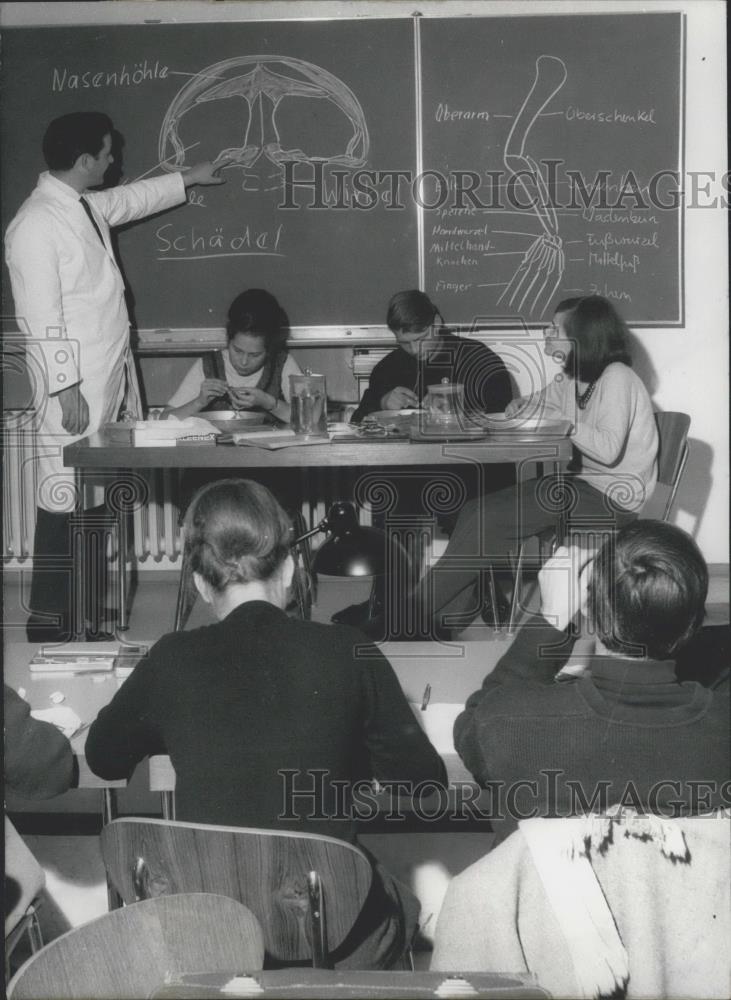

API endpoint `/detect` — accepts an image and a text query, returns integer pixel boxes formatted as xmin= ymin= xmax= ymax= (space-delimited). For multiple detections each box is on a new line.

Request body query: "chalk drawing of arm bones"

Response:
xmin=497 ymin=55 xmax=568 ymax=317
xmin=159 ymin=55 xmax=369 ymax=192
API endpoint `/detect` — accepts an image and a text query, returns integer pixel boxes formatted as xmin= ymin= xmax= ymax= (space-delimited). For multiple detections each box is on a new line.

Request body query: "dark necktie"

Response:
xmin=79 ymin=196 xmax=105 ymax=247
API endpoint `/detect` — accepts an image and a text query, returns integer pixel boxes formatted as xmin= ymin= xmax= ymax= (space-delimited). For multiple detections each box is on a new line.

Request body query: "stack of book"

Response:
xmin=30 ymin=643 xmax=118 ymax=673
xmin=30 ymin=642 xmax=149 ymax=677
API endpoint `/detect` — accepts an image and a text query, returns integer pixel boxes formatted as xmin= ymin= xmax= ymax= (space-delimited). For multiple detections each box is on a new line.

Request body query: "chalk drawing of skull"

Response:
xmin=159 ymin=55 xmax=370 ymax=192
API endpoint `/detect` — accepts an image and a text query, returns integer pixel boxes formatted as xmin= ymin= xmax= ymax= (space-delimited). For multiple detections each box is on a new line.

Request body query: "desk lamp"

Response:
xmin=294 ymin=501 xmax=411 ymax=628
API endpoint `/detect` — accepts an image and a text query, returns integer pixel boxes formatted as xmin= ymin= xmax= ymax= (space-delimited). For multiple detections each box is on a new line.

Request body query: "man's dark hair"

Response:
xmin=42 ymin=112 xmax=114 ymax=171
xmin=386 ymin=290 xmax=440 ymax=334
xmin=561 ymin=295 xmax=632 ymax=382
xmin=588 ymin=519 xmax=708 ymax=660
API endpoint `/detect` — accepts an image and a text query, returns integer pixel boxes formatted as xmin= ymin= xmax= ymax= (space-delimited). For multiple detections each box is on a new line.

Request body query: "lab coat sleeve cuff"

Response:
xmin=31 ymin=338 xmax=81 ymax=394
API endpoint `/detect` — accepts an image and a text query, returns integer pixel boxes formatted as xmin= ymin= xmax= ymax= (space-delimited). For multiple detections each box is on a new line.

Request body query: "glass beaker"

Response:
xmin=289 ymin=372 xmax=328 ymax=437
xmin=424 ymin=379 xmax=465 ymax=425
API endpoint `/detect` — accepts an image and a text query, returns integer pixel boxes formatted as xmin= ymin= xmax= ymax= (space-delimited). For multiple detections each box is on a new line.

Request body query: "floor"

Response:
xmin=5 ymin=561 xmax=729 ymax=971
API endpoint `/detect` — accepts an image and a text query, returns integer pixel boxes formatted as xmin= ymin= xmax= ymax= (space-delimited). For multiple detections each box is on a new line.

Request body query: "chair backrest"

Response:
xmin=650 ymin=410 xmax=690 ymax=520
xmin=100 ymin=817 xmax=373 ymax=965
xmin=7 ymin=893 xmax=264 ymax=1000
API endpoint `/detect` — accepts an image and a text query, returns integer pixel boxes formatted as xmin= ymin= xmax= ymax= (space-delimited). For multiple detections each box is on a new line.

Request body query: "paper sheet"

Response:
xmin=410 ymin=702 xmax=461 ymax=754
xmin=30 ymin=706 xmax=83 ymax=739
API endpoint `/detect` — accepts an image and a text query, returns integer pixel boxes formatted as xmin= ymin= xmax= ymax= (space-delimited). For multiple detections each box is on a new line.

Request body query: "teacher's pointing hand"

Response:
xmin=183 ymin=157 xmax=235 ymax=187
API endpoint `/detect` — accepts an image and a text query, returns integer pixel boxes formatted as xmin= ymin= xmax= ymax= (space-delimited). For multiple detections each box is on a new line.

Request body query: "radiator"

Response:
xmin=128 ymin=468 xmax=347 ymax=564
xmin=3 ymin=412 xmax=363 ymax=566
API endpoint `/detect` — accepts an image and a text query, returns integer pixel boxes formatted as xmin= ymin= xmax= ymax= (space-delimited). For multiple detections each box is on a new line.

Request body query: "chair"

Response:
xmin=641 ymin=410 xmax=691 ymax=521
xmin=506 ymin=410 xmax=691 ymax=631
xmin=6 ymin=893 xmax=264 ymax=1000
xmin=100 ymin=817 xmax=374 ymax=968
xmin=5 ymin=892 xmax=43 ymax=985
xmin=5 ymin=818 xmax=44 ymax=981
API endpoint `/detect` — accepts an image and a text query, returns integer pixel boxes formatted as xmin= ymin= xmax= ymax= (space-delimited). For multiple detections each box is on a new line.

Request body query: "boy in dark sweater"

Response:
xmin=455 ymin=520 xmax=730 ymax=842
xmin=341 ymin=291 xmax=513 ymax=634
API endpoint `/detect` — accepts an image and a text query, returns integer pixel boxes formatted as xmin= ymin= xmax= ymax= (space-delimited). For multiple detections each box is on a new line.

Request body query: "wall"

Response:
xmin=1 ymin=0 xmax=727 ymax=563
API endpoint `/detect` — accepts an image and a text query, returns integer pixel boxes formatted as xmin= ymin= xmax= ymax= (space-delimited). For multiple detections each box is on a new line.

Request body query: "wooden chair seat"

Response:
xmin=7 ymin=893 xmax=264 ymax=1000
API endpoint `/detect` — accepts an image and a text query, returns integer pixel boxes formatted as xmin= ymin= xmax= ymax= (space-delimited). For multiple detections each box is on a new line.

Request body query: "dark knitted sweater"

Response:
xmin=86 ymin=602 xmax=446 ymax=839
xmin=352 ymin=333 xmax=512 ymax=422
xmin=4 ymin=685 xmax=74 ymax=799
xmin=455 ymin=617 xmax=731 ymax=842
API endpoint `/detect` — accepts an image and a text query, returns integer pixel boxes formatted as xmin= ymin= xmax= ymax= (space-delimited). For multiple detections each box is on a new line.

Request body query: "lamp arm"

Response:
xmin=292 ymin=518 xmax=329 ymax=548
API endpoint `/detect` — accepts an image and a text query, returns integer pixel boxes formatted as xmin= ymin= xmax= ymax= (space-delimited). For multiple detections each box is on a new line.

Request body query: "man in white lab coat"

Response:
xmin=5 ymin=111 xmax=228 ymax=641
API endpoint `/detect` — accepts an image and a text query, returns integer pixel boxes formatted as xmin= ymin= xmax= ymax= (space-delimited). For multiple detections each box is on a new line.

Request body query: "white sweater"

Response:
xmin=540 ymin=363 xmax=658 ymax=511
xmin=432 ymin=814 xmax=731 ymax=1000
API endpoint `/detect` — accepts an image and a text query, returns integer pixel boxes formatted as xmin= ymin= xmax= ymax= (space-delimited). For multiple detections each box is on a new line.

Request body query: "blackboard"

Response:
xmin=0 ymin=19 xmax=419 ymax=330
xmin=420 ymin=13 xmax=683 ymax=326
xmin=1 ymin=12 xmax=683 ymax=333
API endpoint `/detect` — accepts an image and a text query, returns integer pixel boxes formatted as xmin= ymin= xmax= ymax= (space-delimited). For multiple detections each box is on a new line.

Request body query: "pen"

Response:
xmin=421 ymin=683 xmax=431 ymax=711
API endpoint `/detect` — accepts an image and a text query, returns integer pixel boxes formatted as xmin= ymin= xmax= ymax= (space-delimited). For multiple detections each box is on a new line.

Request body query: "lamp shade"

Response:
xmin=312 ymin=502 xmax=387 ymax=577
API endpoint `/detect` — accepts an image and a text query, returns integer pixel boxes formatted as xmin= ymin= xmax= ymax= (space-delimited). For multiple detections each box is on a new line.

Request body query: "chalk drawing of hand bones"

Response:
xmin=159 ymin=56 xmax=369 ymax=191
xmin=498 ymin=55 xmax=568 ymax=318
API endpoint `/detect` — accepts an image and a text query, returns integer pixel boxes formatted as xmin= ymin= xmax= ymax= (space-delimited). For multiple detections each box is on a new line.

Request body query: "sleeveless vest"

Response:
xmin=200 ymin=350 xmax=289 ymax=413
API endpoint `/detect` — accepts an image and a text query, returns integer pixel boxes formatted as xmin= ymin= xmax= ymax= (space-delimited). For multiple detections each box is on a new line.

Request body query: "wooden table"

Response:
xmin=4 ymin=641 xmax=135 ymax=908
xmin=64 ymin=428 xmax=573 ymax=471
xmin=4 ymin=642 xmax=128 ymax=823
xmin=64 ymin=429 xmax=571 ymax=630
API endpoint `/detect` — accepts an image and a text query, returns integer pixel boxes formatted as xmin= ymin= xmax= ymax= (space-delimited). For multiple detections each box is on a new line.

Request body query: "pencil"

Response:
xmin=421 ymin=683 xmax=431 ymax=711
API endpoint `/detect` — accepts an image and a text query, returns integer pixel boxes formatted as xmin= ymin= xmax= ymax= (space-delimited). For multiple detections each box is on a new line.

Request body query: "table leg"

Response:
xmin=553 ymin=458 xmax=567 ymax=545
xmin=101 ymin=788 xmax=117 ymax=826
xmin=116 ymin=510 xmax=129 ymax=631
xmin=70 ymin=467 xmax=85 ymax=638
xmin=160 ymin=791 xmax=176 ymax=821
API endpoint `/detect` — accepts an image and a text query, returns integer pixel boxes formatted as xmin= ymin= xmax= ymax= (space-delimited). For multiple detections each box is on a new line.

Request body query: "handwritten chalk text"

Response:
xmin=435 ymin=103 xmax=490 ymax=123
xmin=52 ymin=61 xmax=169 ymax=92
xmin=588 ymin=283 xmax=632 ymax=303
xmin=566 ymin=106 xmax=656 ymax=125
xmin=587 ymin=231 xmax=659 ymax=250
xmin=588 ymin=251 xmax=641 ymax=273
xmin=155 ymin=223 xmax=284 ymax=261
